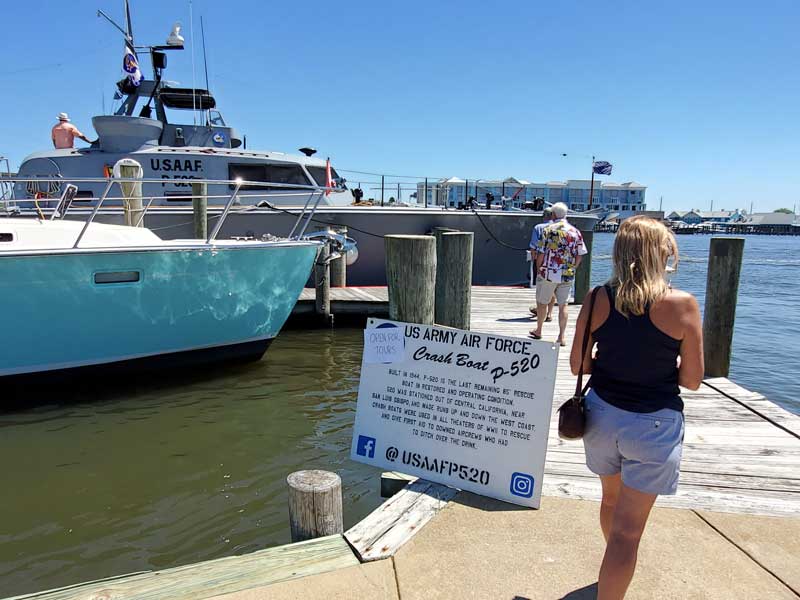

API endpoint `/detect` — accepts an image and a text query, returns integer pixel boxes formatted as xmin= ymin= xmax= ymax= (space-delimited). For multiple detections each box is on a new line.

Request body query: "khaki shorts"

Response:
xmin=536 ymin=279 xmax=571 ymax=305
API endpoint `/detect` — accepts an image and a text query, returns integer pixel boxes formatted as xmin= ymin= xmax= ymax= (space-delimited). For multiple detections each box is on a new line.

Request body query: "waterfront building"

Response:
xmin=667 ymin=209 xmax=743 ymax=224
xmin=722 ymin=212 xmax=799 ymax=235
xmin=667 ymin=210 xmax=703 ymax=224
xmin=416 ymin=177 xmax=646 ymax=215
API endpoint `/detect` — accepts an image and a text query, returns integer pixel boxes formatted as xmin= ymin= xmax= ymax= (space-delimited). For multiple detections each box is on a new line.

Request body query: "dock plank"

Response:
xmin=9 ymin=535 xmax=358 ymax=600
xmin=344 ymin=480 xmax=457 ymax=562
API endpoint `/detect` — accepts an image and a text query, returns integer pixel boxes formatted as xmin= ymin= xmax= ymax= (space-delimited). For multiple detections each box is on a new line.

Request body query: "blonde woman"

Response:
xmin=570 ymin=216 xmax=703 ymax=600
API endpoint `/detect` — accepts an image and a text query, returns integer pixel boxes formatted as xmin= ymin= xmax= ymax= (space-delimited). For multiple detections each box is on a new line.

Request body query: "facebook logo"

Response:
xmin=356 ymin=435 xmax=376 ymax=458
xmin=509 ymin=472 xmax=535 ymax=498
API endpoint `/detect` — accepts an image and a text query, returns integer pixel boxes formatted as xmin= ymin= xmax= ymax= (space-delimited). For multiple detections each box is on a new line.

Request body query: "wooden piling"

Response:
xmin=703 ymin=237 xmax=745 ymax=377
xmin=287 ymin=470 xmax=343 ymax=543
xmin=573 ymin=230 xmax=593 ymax=303
xmin=315 ymin=243 xmax=332 ymax=324
xmin=434 ymin=232 xmax=473 ymax=329
xmin=191 ymin=181 xmax=208 ymax=239
xmin=118 ymin=161 xmax=143 ymax=228
xmin=385 ymin=234 xmax=436 ymax=325
xmin=433 ymin=227 xmax=458 ymax=322
xmin=329 ymin=226 xmax=347 ymax=288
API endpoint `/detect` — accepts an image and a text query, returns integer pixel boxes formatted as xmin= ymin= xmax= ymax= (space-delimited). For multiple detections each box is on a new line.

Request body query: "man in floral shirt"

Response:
xmin=530 ymin=202 xmax=587 ymax=346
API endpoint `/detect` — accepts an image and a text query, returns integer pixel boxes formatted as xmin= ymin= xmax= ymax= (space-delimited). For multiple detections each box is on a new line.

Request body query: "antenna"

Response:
xmin=201 ymin=16 xmax=210 ymax=90
xmin=97 ymin=9 xmax=128 ymax=40
xmin=189 ymin=0 xmax=197 ymax=125
xmin=125 ymin=0 xmax=134 ymax=40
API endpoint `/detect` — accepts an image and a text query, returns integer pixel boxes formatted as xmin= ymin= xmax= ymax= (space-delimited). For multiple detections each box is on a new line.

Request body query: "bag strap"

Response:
xmin=575 ymin=286 xmax=600 ymax=397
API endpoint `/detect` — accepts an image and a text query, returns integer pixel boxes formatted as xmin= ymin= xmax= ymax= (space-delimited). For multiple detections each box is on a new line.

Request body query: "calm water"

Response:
xmin=591 ymin=233 xmax=800 ymax=413
xmin=1 ymin=233 xmax=798 ymax=596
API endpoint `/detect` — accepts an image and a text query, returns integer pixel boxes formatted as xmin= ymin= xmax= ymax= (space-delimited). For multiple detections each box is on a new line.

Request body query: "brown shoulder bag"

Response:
xmin=557 ymin=286 xmax=599 ymax=440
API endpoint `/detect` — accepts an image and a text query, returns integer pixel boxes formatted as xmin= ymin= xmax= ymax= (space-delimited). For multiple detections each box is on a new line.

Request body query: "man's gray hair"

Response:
xmin=543 ymin=207 xmax=554 ymax=219
xmin=551 ymin=202 xmax=568 ymax=219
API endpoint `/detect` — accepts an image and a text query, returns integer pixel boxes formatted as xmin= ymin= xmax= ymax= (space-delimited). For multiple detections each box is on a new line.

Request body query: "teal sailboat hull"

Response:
xmin=0 ymin=243 xmax=317 ymax=377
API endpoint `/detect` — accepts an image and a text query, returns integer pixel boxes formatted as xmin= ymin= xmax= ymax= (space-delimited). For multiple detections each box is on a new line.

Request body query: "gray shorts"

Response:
xmin=583 ymin=389 xmax=684 ymax=495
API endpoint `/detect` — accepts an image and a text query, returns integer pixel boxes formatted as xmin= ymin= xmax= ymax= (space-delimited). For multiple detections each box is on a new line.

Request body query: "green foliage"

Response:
xmin=773 ymin=208 xmax=794 ymax=214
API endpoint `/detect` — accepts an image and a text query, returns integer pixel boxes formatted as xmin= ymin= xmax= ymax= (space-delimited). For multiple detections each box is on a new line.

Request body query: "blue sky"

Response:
xmin=1 ymin=0 xmax=797 ymax=213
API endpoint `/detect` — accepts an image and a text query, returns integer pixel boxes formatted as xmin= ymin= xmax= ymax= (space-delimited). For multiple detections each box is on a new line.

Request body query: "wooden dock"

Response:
xmin=293 ymin=286 xmax=389 ymax=317
xmin=468 ymin=286 xmax=800 ymax=517
xmin=12 ymin=286 xmax=800 ymax=599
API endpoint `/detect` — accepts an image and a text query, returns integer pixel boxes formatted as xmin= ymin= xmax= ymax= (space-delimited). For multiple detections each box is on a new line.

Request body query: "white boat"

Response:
xmin=0 ymin=177 xmax=324 ymax=380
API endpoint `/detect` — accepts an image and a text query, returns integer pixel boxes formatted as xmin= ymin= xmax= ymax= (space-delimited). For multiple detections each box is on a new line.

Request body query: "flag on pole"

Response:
xmin=325 ymin=157 xmax=333 ymax=196
xmin=123 ymin=42 xmax=142 ymax=87
xmin=592 ymin=161 xmax=613 ymax=175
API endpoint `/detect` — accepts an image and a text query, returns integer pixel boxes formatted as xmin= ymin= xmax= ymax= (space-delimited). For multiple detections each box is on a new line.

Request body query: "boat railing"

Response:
xmin=0 ymin=175 xmax=334 ymax=247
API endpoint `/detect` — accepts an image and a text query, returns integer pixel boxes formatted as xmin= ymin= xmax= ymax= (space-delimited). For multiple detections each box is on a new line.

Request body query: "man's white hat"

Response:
xmin=57 ymin=112 xmax=69 ymax=121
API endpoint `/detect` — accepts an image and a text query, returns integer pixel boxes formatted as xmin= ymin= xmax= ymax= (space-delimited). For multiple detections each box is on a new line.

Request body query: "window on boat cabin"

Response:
xmin=0 ymin=232 xmax=14 ymax=242
xmin=207 ymin=110 xmax=226 ymax=127
xmin=228 ymin=163 xmax=311 ymax=190
xmin=306 ymin=166 xmax=343 ymax=188
xmin=73 ymin=190 xmax=95 ymax=202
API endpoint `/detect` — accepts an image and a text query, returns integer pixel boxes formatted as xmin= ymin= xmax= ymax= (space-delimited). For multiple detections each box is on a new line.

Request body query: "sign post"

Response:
xmin=351 ymin=319 xmax=559 ymax=508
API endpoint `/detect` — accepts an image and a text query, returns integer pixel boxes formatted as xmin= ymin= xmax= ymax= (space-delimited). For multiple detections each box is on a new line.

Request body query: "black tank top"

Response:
xmin=589 ymin=284 xmax=683 ymax=413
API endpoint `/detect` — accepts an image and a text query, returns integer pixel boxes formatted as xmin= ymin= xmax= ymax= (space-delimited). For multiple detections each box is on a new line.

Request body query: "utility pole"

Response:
xmin=659 ymin=196 xmax=663 ymax=212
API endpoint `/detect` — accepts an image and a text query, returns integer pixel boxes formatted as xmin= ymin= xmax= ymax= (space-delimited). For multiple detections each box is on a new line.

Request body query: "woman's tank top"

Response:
xmin=589 ymin=284 xmax=683 ymax=413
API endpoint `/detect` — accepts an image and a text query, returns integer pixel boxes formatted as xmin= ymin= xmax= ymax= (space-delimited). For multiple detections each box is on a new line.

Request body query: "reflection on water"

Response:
xmin=0 ymin=329 xmax=381 ymax=597
xmin=1 ymin=234 xmax=798 ymax=596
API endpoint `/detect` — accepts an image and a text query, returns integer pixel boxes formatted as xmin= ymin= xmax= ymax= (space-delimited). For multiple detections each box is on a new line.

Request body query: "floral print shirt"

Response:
xmin=535 ymin=219 xmax=588 ymax=283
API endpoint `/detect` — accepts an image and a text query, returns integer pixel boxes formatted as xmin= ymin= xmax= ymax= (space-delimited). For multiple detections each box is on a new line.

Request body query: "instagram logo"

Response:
xmin=510 ymin=472 xmax=535 ymax=498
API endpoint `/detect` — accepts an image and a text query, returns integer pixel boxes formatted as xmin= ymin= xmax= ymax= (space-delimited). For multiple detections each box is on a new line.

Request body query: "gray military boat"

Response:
xmin=3 ymin=3 xmax=596 ymax=285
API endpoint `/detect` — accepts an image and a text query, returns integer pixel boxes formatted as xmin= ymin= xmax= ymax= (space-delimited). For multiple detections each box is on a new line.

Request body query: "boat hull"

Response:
xmin=56 ymin=207 xmax=597 ymax=286
xmin=0 ymin=244 xmax=317 ymax=377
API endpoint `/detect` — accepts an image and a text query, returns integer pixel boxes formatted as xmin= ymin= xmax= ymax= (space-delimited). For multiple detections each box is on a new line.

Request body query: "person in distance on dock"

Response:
xmin=570 ymin=216 xmax=703 ymax=600
xmin=529 ymin=202 xmax=587 ymax=345
xmin=51 ymin=113 xmax=93 ymax=149
xmin=528 ymin=207 xmax=556 ymax=322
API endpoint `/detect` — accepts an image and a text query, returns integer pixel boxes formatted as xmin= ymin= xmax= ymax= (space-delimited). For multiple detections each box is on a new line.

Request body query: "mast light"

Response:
xmin=166 ymin=22 xmax=184 ymax=48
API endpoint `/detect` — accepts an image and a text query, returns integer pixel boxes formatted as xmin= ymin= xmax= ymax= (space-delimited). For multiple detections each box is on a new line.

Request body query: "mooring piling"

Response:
xmin=573 ymin=229 xmax=593 ymax=304
xmin=314 ymin=243 xmax=332 ymax=325
xmin=385 ymin=234 xmax=436 ymax=325
xmin=330 ymin=226 xmax=348 ymax=288
xmin=116 ymin=159 xmax=143 ymax=228
xmin=434 ymin=231 xmax=473 ymax=330
xmin=191 ymin=181 xmax=208 ymax=240
xmin=703 ymin=237 xmax=745 ymax=377
xmin=286 ymin=470 xmax=343 ymax=543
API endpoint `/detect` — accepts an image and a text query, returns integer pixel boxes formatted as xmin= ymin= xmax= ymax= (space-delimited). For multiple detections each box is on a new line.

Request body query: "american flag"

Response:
xmin=592 ymin=161 xmax=613 ymax=175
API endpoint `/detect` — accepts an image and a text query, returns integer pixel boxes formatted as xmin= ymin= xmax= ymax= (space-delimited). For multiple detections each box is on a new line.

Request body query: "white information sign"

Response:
xmin=350 ymin=319 xmax=559 ymax=508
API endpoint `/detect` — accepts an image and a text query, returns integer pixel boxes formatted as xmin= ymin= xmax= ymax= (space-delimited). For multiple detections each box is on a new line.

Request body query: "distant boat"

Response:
xmin=0 ymin=215 xmax=319 ymax=379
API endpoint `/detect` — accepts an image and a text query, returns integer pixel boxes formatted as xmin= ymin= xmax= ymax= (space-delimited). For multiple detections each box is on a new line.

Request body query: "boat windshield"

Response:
xmin=307 ymin=166 xmax=343 ymax=187
xmin=207 ymin=110 xmax=226 ymax=126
